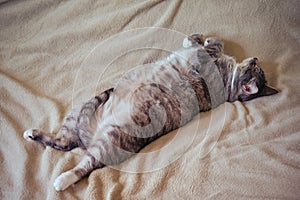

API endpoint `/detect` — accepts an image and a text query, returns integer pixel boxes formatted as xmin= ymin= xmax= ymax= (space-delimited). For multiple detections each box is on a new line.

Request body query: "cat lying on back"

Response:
xmin=23 ymin=34 xmax=278 ymax=191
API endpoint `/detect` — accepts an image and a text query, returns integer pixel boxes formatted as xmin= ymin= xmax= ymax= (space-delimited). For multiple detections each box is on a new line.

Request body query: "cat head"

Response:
xmin=229 ymin=57 xmax=278 ymax=102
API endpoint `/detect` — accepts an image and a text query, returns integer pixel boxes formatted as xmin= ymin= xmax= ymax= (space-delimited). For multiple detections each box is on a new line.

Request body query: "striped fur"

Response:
xmin=24 ymin=34 xmax=277 ymax=191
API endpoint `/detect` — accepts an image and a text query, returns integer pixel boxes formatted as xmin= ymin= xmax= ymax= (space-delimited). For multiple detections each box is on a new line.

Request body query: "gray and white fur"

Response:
xmin=24 ymin=34 xmax=278 ymax=191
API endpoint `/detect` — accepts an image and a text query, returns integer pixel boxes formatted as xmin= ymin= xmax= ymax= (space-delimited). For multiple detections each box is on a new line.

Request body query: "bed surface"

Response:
xmin=1 ymin=0 xmax=300 ymax=199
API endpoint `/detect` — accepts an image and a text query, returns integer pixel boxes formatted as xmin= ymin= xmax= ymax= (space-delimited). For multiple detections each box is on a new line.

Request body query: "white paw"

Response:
xmin=23 ymin=129 xmax=36 ymax=141
xmin=183 ymin=37 xmax=193 ymax=48
xmin=54 ymin=171 xmax=79 ymax=191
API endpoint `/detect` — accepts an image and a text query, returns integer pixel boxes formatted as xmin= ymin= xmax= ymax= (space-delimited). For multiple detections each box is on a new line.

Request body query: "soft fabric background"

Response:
xmin=1 ymin=0 xmax=300 ymax=199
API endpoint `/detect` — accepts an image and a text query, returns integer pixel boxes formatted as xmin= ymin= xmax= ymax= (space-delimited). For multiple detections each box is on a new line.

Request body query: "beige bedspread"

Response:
xmin=1 ymin=0 xmax=300 ymax=199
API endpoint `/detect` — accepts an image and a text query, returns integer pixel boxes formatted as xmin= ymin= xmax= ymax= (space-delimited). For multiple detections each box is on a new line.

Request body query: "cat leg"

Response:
xmin=51 ymin=88 xmax=114 ymax=189
xmin=23 ymin=88 xmax=114 ymax=150
xmin=23 ymin=127 xmax=80 ymax=151
xmin=23 ymin=103 xmax=83 ymax=151
xmin=53 ymin=153 xmax=104 ymax=191
xmin=76 ymin=88 xmax=114 ymax=141
xmin=76 ymin=88 xmax=114 ymax=129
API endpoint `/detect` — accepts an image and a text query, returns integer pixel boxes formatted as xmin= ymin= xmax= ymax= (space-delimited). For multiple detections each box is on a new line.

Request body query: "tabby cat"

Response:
xmin=23 ymin=34 xmax=278 ymax=191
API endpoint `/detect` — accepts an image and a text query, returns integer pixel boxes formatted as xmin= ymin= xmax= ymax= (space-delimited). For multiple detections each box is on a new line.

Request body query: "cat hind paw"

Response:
xmin=54 ymin=171 xmax=79 ymax=191
xmin=23 ymin=129 xmax=37 ymax=141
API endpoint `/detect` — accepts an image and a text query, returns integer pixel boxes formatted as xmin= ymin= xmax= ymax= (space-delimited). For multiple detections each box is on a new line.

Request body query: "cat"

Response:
xmin=23 ymin=34 xmax=278 ymax=191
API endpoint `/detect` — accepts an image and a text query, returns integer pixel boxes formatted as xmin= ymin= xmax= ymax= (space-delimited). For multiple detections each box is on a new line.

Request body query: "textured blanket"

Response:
xmin=1 ymin=0 xmax=299 ymax=199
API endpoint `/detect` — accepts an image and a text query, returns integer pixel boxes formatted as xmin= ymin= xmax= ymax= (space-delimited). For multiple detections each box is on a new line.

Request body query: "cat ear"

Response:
xmin=242 ymin=81 xmax=258 ymax=95
xmin=260 ymin=85 xmax=278 ymax=96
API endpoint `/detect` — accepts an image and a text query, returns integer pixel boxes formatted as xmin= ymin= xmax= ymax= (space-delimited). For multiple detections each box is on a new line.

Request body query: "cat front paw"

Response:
xmin=183 ymin=37 xmax=193 ymax=48
xmin=23 ymin=128 xmax=38 ymax=141
xmin=183 ymin=34 xmax=204 ymax=48
xmin=54 ymin=171 xmax=79 ymax=191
